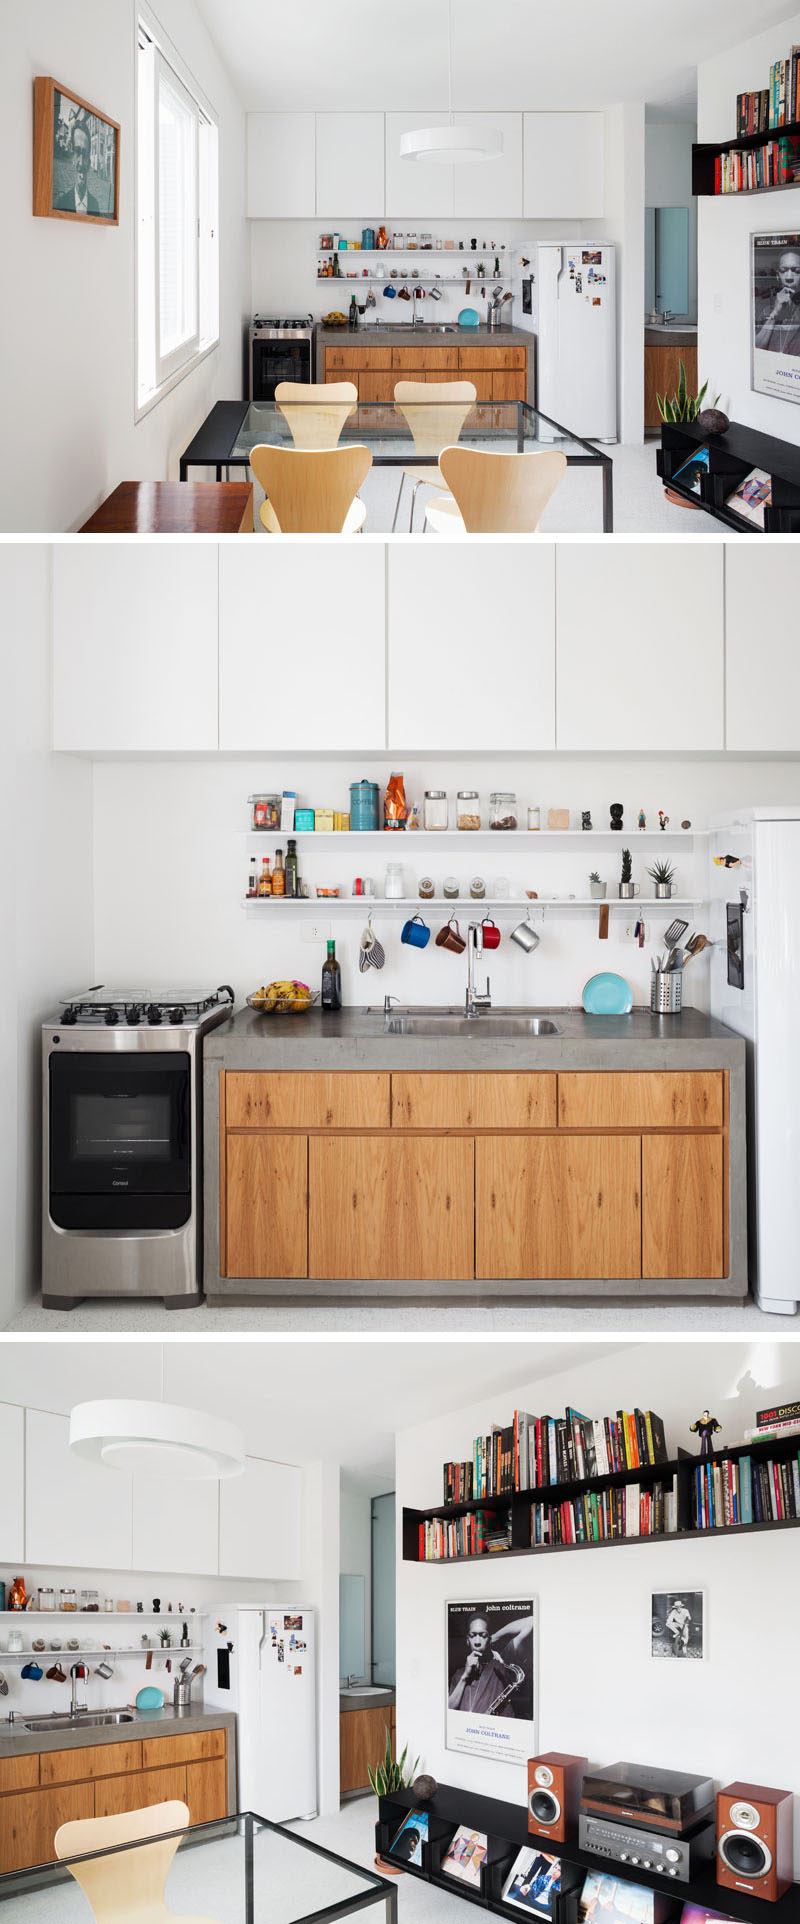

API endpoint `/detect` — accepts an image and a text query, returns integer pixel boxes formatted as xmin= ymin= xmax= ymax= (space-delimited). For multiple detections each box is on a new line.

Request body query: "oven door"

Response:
xmin=251 ymin=335 xmax=312 ymax=401
xmin=49 ymin=1052 xmax=191 ymax=1231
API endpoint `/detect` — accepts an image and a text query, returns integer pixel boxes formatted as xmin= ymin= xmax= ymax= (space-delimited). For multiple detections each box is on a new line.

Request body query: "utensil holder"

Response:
xmin=651 ymin=969 xmax=683 ymax=1015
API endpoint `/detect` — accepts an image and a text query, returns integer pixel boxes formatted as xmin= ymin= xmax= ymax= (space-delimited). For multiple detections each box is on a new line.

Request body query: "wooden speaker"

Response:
xmin=528 ymin=1753 xmax=587 ymax=1842
xmin=716 ymin=1783 xmax=794 ymax=1902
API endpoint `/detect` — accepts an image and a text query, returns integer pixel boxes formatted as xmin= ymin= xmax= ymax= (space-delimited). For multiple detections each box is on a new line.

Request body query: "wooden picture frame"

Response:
xmin=33 ymin=76 xmax=120 ymax=225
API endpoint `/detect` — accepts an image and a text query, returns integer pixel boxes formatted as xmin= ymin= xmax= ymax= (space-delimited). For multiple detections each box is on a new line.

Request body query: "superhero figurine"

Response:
xmin=689 ymin=1410 xmax=721 ymax=1457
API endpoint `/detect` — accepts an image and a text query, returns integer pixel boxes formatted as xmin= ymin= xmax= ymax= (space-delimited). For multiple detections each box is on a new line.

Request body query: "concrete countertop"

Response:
xmin=315 ymin=323 xmax=532 ymax=348
xmin=645 ymin=326 xmax=697 ymax=348
xmin=340 ymin=1688 xmax=396 ymax=1713
xmin=205 ymin=1004 xmax=746 ymax=1073
xmin=0 ymin=1702 xmax=236 ymax=1763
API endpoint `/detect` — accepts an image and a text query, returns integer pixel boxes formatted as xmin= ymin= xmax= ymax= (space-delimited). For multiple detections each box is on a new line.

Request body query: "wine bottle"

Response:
xmin=321 ymin=940 xmax=342 ymax=1011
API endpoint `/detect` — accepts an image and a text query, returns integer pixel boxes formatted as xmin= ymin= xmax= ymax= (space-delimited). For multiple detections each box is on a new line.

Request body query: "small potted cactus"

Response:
xmin=618 ymin=849 xmax=638 ymax=900
xmin=647 ymin=857 xmax=676 ymax=900
xmin=589 ymin=871 xmax=606 ymax=900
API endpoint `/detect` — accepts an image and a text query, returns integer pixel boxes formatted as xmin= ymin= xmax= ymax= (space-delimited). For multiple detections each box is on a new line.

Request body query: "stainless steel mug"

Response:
xmin=510 ymin=912 xmax=540 ymax=953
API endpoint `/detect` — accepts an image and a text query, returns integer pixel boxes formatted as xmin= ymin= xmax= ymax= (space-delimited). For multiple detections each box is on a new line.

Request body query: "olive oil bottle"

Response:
xmin=321 ymin=939 xmax=342 ymax=1011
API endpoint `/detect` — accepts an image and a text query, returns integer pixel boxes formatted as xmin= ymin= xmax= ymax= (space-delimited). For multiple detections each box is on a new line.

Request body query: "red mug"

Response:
xmin=481 ymin=917 xmax=501 ymax=950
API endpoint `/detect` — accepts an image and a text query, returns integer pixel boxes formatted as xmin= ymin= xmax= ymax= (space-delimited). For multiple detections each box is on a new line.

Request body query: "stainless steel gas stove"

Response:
xmin=42 ymin=986 xmax=234 ymax=1310
xmin=249 ymin=315 xmax=314 ymax=400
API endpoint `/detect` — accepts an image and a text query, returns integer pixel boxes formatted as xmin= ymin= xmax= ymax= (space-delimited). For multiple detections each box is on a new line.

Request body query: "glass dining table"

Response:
xmin=179 ymin=399 xmax=613 ymax=530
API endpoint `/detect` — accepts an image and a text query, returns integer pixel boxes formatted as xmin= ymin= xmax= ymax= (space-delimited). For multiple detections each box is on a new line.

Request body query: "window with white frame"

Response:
xmin=137 ymin=18 xmax=219 ymax=412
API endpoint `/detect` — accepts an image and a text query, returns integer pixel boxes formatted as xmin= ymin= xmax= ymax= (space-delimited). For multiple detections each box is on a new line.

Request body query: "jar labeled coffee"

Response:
xmin=457 ymin=790 xmax=481 ymax=830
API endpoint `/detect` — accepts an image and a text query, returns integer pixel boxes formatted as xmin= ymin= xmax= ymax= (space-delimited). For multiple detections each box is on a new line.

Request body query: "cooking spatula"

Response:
xmin=663 ymin=916 xmax=689 ymax=947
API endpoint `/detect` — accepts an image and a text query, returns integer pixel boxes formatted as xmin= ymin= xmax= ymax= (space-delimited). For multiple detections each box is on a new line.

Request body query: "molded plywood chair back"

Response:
xmin=249 ymin=444 xmax=372 ymax=533
xmin=392 ymin=380 xmax=477 ymax=531
xmin=55 ymin=1800 xmax=221 ymax=1924
xmin=274 ymin=380 xmax=358 ymax=451
xmin=426 ymin=446 xmax=568 ymax=533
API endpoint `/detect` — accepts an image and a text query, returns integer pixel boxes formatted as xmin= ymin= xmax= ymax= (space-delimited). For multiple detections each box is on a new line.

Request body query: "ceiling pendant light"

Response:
xmin=69 ymin=1351 xmax=245 ymax=1481
xmin=400 ymin=0 xmax=502 ymax=165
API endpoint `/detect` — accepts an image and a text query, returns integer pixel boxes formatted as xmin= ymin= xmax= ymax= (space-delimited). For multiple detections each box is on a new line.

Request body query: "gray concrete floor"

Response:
xmin=7 ymin=1294 xmax=793 ymax=1333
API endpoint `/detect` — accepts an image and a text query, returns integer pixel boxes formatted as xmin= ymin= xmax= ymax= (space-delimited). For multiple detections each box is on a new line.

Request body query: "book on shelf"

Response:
xmin=672 ymin=448 xmax=710 ymax=496
xmin=724 ymin=468 xmax=772 ymax=528
xmin=531 ymin=1479 xmax=677 ymax=1547
xmin=501 ymin=1849 xmax=563 ymax=1917
xmin=579 ymin=1872 xmax=658 ymax=1924
xmin=440 ymin=1827 xmax=489 ymax=1889
xmin=745 ymin=1414 xmax=800 ymax=1442
xmin=692 ymin=1448 xmax=800 ymax=1529
xmin=388 ymin=1810 xmax=428 ymax=1866
xmin=442 ymin=1406 xmax=669 ymax=1507
xmin=756 ymin=1398 xmax=800 ymax=1426
xmin=419 ymin=1509 xmax=512 ymax=1561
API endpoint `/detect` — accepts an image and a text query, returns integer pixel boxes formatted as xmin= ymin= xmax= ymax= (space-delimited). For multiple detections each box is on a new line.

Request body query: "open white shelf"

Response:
xmin=0 ymin=1646 xmax=203 ymax=1662
xmin=0 ymin=1611 xmax=206 ymax=1620
xmin=240 ymin=829 xmax=709 ymax=845
xmin=242 ymin=897 xmax=707 ymax=913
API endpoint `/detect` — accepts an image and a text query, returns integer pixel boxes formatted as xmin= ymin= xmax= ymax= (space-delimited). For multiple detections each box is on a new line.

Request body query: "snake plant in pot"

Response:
xmin=368 ymin=1732 xmax=420 ymax=1873
xmin=657 ymin=362 xmax=724 ymax=508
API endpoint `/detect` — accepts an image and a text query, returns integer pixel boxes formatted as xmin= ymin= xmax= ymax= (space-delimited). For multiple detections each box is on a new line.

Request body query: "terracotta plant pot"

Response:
xmin=374 ymin=1856 xmax=404 ymax=1876
xmin=663 ymin=486 xmax=701 ymax=510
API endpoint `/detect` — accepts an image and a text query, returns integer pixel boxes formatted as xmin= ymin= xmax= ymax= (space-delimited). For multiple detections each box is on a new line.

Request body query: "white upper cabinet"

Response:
xmin=1 ymin=1403 xmax=24 ymax=1562
xmin=725 ymin=548 xmax=800 ymax=751
xmin=388 ymin=545 xmax=556 ymax=750
xmin=52 ymin=547 xmax=218 ymax=753
xmin=131 ymin=1473 xmax=219 ymax=1577
xmin=247 ymin=112 xmax=316 ymax=218
xmin=26 ymin=1410 xmax=133 ymax=1570
xmin=524 ymin=113 xmax=605 ymax=217
xmin=219 ymin=545 xmax=386 ymax=750
xmin=385 ymin=113 xmax=454 ymax=217
xmin=219 ymin=1456 xmax=302 ymax=1580
xmin=556 ymin=545 xmax=724 ymax=751
xmin=316 ymin=113 xmax=385 ymax=217
xmin=453 ymin=113 xmax=523 ymax=219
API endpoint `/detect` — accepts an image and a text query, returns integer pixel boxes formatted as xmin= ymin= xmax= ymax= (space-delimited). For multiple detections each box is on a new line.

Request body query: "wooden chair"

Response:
xmin=261 ymin=383 xmax=365 ymax=532
xmin=392 ymin=381 xmax=477 ymax=532
xmin=248 ymin=444 xmax=372 ymax=533
xmin=424 ymin=446 xmax=568 ymax=534
xmin=55 ymin=1800 xmax=221 ymax=1924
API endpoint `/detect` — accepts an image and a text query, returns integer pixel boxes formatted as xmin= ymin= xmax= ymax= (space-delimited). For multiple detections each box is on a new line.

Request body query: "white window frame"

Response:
xmin=135 ymin=9 xmax=219 ymax=421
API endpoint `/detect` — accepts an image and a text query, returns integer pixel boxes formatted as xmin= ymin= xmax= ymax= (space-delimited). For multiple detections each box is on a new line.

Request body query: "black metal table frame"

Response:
xmin=179 ymin=400 xmax=614 ymax=532
xmin=0 ymin=1808 xmax=400 ymax=1924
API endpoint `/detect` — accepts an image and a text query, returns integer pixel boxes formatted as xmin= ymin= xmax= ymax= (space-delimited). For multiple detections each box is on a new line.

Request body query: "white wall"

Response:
xmin=646 ymin=119 xmax=698 ymax=322
xmin=303 ymin=1461 xmax=341 ymax=1816
xmin=698 ymin=11 xmax=800 ymax=440
xmin=0 ymin=0 xmax=249 ymax=531
xmin=340 ymin=1486 xmax=372 ymax=1681
xmin=395 ymin=1339 xmax=800 ymax=1854
xmin=1 ymin=549 xmax=93 ymax=1326
xmin=89 ymin=753 xmax=800 ymax=1013
xmin=599 ymin=101 xmax=645 ymax=443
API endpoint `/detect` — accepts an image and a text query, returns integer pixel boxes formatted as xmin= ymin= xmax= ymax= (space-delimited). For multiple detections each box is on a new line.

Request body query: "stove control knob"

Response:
xmin=666 ymin=1851 xmax=680 ymax=1864
xmin=126 ymin=1005 xmax=141 ymax=1026
xmin=104 ymin=1008 xmax=119 ymax=1025
xmin=61 ymin=1008 xmax=77 ymax=1025
xmin=169 ymin=1006 xmax=185 ymax=1025
xmin=147 ymin=1004 xmax=163 ymax=1025
xmin=668 ymin=1869 xmax=679 ymax=1879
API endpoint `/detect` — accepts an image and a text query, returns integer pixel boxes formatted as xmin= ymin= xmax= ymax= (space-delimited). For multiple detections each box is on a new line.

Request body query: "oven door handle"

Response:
xmin=176 ymin=1075 xmax=190 ymax=1161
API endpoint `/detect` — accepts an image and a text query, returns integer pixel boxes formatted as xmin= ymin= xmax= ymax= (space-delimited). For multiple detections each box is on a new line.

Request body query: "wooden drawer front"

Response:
xmin=324 ymin=367 xmax=358 ymax=391
xmin=360 ymin=370 xmax=396 ymax=404
xmin=643 ymin=1135 xmax=724 ymax=1279
xmin=458 ymin=344 xmax=526 ymax=371
xmin=558 ymin=1071 xmax=723 ymax=1131
xmin=226 ymin=1071 xmax=390 ymax=1130
xmin=226 ymin=1134 xmax=308 ymax=1280
xmin=142 ymin=1729 xmax=225 ymax=1770
xmin=0 ymin=1782 xmax=94 ymax=1874
xmin=493 ymin=370 xmax=527 ymax=402
xmin=39 ymin=1739 xmax=142 ymax=1785
xmin=392 ymin=1072 xmax=556 ymax=1130
xmin=325 ymin=344 xmax=390 ymax=370
xmin=476 ymin=1135 xmax=641 ymax=1280
xmin=186 ymin=1756 xmax=228 ymax=1825
xmin=391 ymin=345 xmax=460 ymax=371
xmin=309 ymin=1136 xmax=474 ymax=1281
xmin=94 ymin=1764 xmax=186 ymax=1819
xmin=0 ymin=1754 xmax=39 ymax=1795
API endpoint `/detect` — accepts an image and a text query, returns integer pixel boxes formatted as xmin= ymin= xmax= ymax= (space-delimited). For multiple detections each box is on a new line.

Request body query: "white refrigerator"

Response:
xmin=204 ymin=1607 xmax=317 ymax=1821
xmin=708 ymin=809 xmax=800 ymax=1314
xmin=533 ymin=242 xmax=617 ymax=441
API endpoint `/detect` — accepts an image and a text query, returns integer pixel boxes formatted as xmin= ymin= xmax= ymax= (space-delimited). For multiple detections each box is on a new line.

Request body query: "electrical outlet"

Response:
xmin=301 ymin=921 xmax=332 ymax=944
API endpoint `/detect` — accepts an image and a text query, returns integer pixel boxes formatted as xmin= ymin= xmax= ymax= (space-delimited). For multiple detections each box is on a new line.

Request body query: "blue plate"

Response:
xmin=135 ymin=1686 xmax=165 ymax=1710
xmin=582 ymin=972 xmax=633 ymax=1015
xmin=458 ymin=308 xmax=480 ymax=327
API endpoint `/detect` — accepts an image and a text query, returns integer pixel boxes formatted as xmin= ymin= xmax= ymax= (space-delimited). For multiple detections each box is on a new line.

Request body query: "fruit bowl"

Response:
xmin=247 ymin=983 xmax=319 ymax=1015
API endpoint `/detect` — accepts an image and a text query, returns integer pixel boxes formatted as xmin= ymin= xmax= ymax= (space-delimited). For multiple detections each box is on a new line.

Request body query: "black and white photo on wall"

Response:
xmin=751 ymin=233 xmax=800 ymax=404
xmin=446 ymin=1599 xmax=536 ymax=1765
xmin=651 ymin=1590 xmax=704 ymax=1661
xmin=33 ymin=77 xmax=120 ymax=225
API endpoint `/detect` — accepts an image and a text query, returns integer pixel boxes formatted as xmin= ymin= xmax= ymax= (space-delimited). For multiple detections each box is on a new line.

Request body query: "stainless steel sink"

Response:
xmin=340 ymin=1686 xmax=393 ymax=1697
xmin=384 ymin=1012 xmax=562 ymax=1038
xmin=24 ymin=1709 xmax=135 ymax=1732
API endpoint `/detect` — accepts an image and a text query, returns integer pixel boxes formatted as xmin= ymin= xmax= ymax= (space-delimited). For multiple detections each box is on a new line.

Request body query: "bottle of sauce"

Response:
xmin=285 ymin=838 xmax=299 ymax=899
xmin=247 ymin=858 xmax=258 ymax=899
xmin=321 ymin=940 xmax=342 ymax=1011
xmin=272 ymin=849 xmax=285 ymax=896
xmin=257 ymin=857 xmax=271 ymax=897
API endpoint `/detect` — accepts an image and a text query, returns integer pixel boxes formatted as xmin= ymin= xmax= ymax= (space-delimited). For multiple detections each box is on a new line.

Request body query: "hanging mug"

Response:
xmin=46 ymin=1662 xmax=66 ymax=1682
xmin=0 ymin=1673 xmax=8 ymax=1696
xmin=481 ymin=916 xmax=501 ymax=950
xmin=94 ymin=1661 xmax=114 ymax=1679
xmin=21 ymin=1662 xmax=43 ymax=1680
xmin=435 ymin=917 xmax=466 ymax=954
xmin=401 ymin=914 xmax=430 ymax=948
xmin=510 ymin=911 xmax=540 ymax=953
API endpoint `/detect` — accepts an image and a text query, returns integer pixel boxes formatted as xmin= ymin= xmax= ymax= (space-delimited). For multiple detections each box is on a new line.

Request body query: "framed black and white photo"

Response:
xmin=751 ymin=232 xmax=800 ymax=405
xmin=446 ymin=1599 xmax=536 ymax=1764
xmin=651 ymin=1590 xmax=704 ymax=1661
xmin=33 ymin=77 xmax=120 ymax=225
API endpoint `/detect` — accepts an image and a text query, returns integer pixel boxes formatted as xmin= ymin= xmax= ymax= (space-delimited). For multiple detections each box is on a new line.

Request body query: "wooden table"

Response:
xmin=79 ymin=480 xmax=254 ymax=533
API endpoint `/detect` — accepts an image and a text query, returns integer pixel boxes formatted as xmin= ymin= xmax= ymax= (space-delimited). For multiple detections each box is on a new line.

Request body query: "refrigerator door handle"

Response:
xmin=257 ymin=1610 xmax=268 ymax=1669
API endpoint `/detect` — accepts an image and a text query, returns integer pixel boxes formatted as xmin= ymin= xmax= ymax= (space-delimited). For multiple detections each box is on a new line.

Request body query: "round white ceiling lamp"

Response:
xmin=400 ymin=0 xmax=502 ymax=164
xmin=70 ymin=1365 xmax=245 ymax=1481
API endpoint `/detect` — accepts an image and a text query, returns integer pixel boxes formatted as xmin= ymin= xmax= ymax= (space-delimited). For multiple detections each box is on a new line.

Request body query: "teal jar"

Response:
xmin=350 ymin=780 xmax=380 ymax=831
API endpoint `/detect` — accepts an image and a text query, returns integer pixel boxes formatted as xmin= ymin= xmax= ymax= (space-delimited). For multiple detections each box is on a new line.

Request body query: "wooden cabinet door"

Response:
xmin=360 ymin=370 xmax=397 ymax=404
xmin=142 ymin=1730 xmax=225 ymax=1770
xmin=645 ymin=345 xmax=697 ymax=432
xmin=493 ymin=370 xmax=527 ymax=402
xmin=309 ymin=1137 xmax=474 ymax=1280
xmin=94 ymin=1765 xmax=186 ymax=1818
xmin=726 ymin=547 xmax=800 ymax=750
xmin=340 ymin=1706 xmax=395 ymax=1794
xmin=226 ymin=1135 xmax=307 ymax=1279
xmin=0 ymin=1782 xmax=94 ymax=1874
xmin=40 ymin=1741 xmax=142 ymax=1785
xmin=642 ymin=1136 xmax=724 ymax=1278
xmin=476 ymin=1136 xmax=641 ymax=1280
xmin=186 ymin=1757 xmax=229 ymax=1824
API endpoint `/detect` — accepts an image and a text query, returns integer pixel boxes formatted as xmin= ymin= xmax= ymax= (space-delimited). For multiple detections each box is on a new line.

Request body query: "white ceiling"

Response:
xmin=0 ymin=1339 xmax=631 ymax=1495
xmin=195 ymin=0 xmax=793 ymax=114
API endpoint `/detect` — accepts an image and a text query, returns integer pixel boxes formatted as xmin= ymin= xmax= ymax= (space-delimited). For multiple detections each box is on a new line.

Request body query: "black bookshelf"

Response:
xmin=405 ymin=1434 xmax=800 ymax=1564
xmin=377 ymin=1782 xmax=800 ymax=1924
xmin=657 ymin=418 xmax=800 ymax=534
xmin=692 ymin=119 xmax=800 ymax=197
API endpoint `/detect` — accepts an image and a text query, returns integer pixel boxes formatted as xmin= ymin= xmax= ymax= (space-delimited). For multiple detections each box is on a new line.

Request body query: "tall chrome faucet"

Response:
xmin=465 ymin=923 xmax=492 ymax=1017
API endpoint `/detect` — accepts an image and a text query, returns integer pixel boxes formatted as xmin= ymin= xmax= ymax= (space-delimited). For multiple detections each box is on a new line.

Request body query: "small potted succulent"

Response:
xmin=618 ymin=848 xmax=638 ymax=900
xmin=368 ymin=1732 xmax=421 ymax=1873
xmin=589 ymin=871 xmax=606 ymax=900
xmin=647 ymin=857 xmax=676 ymax=900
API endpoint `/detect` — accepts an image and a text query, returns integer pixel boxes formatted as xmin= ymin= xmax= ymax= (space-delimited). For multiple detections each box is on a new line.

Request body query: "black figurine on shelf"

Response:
xmin=152 ymin=1598 xmax=161 ymax=1614
xmin=582 ymin=810 xmax=592 ymax=831
xmin=610 ymin=803 xmax=624 ymax=832
xmin=689 ymin=1410 xmax=721 ymax=1457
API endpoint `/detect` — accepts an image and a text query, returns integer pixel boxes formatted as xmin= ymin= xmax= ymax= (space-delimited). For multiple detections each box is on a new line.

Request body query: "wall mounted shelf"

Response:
xmin=241 ymin=830 xmax=710 ymax=846
xmin=241 ymin=897 xmax=707 ymax=913
xmin=0 ymin=1645 xmax=203 ymax=1662
xmin=693 ymin=120 xmax=800 ymax=196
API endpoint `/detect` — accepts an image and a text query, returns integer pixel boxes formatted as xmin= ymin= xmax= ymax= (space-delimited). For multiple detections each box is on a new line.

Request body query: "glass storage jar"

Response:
xmin=469 ymin=876 xmax=486 ymax=899
xmin=248 ymin=794 xmax=281 ymax=831
xmin=423 ymin=790 xmax=448 ymax=831
xmin=457 ymin=791 xmax=481 ymax=831
xmin=37 ymin=1586 xmax=56 ymax=1612
xmin=418 ymin=877 xmax=435 ymax=899
xmin=384 ymin=862 xmax=404 ymax=899
xmin=490 ymin=790 xmax=518 ymax=831
xmin=527 ymin=805 xmax=541 ymax=831
xmin=443 ymin=876 xmax=459 ymax=900
xmin=59 ymin=1588 xmax=78 ymax=1613
xmin=80 ymin=1589 xmax=100 ymax=1613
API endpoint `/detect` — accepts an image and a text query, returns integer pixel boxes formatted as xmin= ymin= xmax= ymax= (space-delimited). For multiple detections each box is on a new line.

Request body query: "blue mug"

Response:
xmin=21 ymin=1662 xmax=43 ymax=1680
xmin=401 ymin=914 xmax=430 ymax=948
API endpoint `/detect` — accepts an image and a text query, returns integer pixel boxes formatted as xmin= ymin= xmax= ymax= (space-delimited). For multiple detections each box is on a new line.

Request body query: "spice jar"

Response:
xmin=248 ymin=793 xmax=280 ymax=831
xmin=527 ymin=806 xmax=541 ymax=831
xmin=490 ymin=790 xmax=518 ymax=831
xmin=59 ymin=1588 xmax=78 ymax=1613
xmin=443 ymin=876 xmax=459 ymax=900
xmin=457 ymin=790 xmax=481 ymax=831
xmin=423 ymin=789 xmax=448 ymax=831
xmin=469 ymin=876 xmax=486 ymax=900
xmin=384 ymin=862 xmax=404 ymax=899
xmin=419 ymin=877 xmax=435 ymax=899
